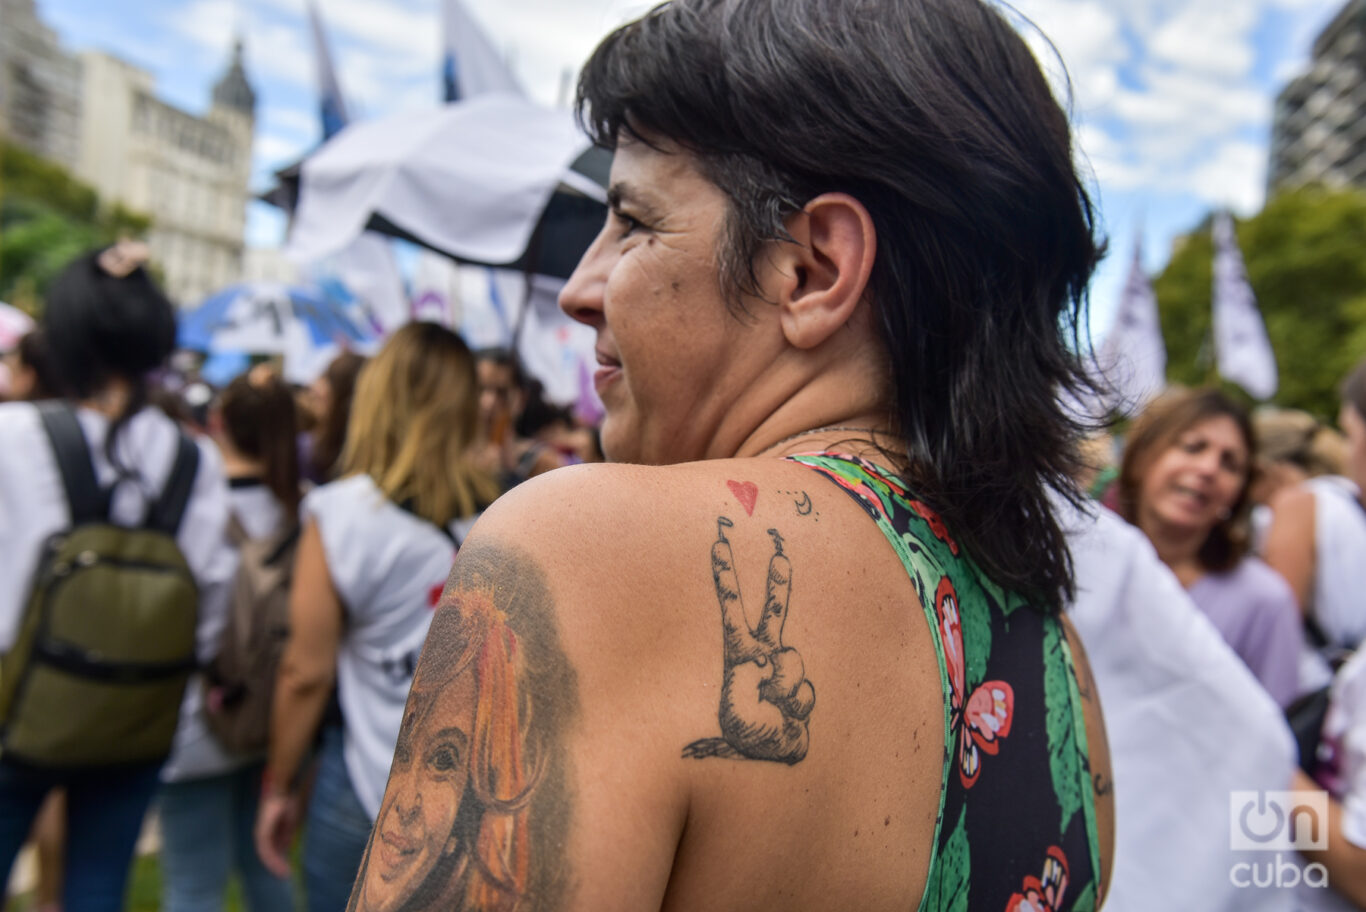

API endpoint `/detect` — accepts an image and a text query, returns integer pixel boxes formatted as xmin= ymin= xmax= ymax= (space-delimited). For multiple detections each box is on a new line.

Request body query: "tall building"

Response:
xmin=0 ymin=0 xmax=81 ymax=171
xmin=75 ymin=42 xmax=256 ymax=306
xmin=1267 ymin=0 xmax=1366 ymax=193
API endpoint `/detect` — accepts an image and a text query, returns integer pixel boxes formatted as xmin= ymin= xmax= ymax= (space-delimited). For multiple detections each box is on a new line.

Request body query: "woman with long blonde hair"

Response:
xmin=255 ymin=323 xmax=498 ymax=912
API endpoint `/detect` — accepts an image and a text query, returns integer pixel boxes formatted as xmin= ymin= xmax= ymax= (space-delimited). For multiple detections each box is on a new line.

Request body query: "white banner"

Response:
xmin=1092 ymin=237 xmax=1166 ymax=418
xmin=442 ymin=0 xmax=523 ymax=101
xmin=1213 ymin=212 xmax=1277 ymax=400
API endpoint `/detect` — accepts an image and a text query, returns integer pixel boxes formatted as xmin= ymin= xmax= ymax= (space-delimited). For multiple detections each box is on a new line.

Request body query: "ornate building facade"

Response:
xmin=74 ymin=43 xmax=256 ymax=305
xmin=1268 ymin=0 xmax=1366 ymax=193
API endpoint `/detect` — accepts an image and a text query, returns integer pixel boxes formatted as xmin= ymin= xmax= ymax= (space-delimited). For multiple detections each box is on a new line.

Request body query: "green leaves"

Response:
xmin=1043 ymin=617 xmax=1082 ymax=836
xmin=919 ymin=805 xmax=970 ymax=912
xmin=1071 ymin=878 xmax=1097 ymax=912
xmin=1 ymin=139 xmax=152 ymax=308
xmin=1152 ymin=186 xmax=1366 ymax=417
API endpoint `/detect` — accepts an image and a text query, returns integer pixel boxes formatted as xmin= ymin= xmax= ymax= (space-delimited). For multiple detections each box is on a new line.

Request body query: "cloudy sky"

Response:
xmin=33 ymin=0 xmax=1348 ymax=337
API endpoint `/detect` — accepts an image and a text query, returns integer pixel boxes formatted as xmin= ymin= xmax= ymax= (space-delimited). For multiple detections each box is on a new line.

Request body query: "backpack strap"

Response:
xmin=37 ymin=402 xmax=109 ymax=524
xmin=226 ymin=511 xmax=250 ymax=547
xmin=146 ymin=433 xmax=200 ymax=537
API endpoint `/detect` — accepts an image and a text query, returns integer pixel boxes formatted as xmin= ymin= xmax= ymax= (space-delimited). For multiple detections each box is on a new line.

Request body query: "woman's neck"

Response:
xmin=1140 ymin=516 xmax=1209 ymax=588
xmin=80 ymin=379 xmax=132 ymax=418
xmin=215 ymin=437 xmax=264 ymax=480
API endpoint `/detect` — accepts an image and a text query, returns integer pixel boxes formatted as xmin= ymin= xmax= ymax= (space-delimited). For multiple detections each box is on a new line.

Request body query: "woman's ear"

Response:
xmin=762 ymin=193 xmax=877 ymax=350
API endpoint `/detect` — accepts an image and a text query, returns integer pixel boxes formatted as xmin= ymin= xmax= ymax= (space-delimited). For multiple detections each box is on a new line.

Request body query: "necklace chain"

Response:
xmin=756 ymin=425 xmax=883 ymax=457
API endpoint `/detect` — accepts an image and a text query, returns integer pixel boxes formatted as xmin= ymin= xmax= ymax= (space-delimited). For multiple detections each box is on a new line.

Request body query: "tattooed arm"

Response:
xmin=346 ymin=468 xmax=692 ymax=912
xmin=1060 ymin=614 xmax=1115 ymax=903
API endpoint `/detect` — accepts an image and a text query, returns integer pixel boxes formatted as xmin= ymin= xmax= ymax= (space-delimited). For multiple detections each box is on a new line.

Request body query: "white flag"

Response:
xmin=442 ymin=0 xmax=523 ymax=101
xmin=1213 ymin=212 xmax=1277 ymax=400
xmin=304 ymin=3 xmax=408 ymax=338
xmin=309 ymin=234 xmax=408 ymax=337
xmin=410 ymin=251 xmax=463 ymax=328
xmin=1090 ymin=237 xmax=1166 ymax=418
xmin=516 ymin=274 xmax=601 ymax=409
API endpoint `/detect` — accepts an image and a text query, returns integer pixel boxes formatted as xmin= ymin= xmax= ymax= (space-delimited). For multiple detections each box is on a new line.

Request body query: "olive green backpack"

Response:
xmin=0 ymin=403 xmax=200 ymax=768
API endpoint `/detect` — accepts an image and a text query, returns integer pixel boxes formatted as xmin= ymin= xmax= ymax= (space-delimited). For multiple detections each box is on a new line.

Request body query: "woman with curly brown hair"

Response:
xmin=1118 ymin=387 xmax=1303 ymax=706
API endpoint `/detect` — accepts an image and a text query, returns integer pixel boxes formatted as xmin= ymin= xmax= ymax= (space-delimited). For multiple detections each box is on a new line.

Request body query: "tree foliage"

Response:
xmin=0 ymin=140 xmax=151 ymax=313
xmin=1152 ymin=186 xmax=1366 ymax=421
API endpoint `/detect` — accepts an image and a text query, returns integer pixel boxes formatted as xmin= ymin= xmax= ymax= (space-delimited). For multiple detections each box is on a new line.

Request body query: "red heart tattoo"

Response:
xmin=727 ymin=480 xmax=758 ymax=516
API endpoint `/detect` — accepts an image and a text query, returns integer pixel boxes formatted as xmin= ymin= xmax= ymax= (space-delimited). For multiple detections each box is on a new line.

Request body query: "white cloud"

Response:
xmin=1148 ymin=4 xmax=1258 ymax=79
xmin=261 ymin=106 xmax=318 ymax=140
xmin=1011 ymin=0 xmax=1127 ymax=114
xmin=1177 ymin=139 xmax=1267 ymax=214
xmin=254 ymin=133 xmax=308 ymax=171
xmin=1075 ymin=124 xmax=1151 ymax=191
xmin=170 ymin=0 xmax=311 ymax=87
xmin=168 ymin=0 xmax=237 ymax=57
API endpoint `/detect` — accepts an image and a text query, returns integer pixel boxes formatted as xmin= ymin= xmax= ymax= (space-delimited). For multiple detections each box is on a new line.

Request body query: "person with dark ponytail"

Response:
xmin=351 ymin=2 xmax=1112 ymax=910
xmin=154 ymin=364 xmax=299 ymax=912
xmin=0 ymin=243 xmax=235 ymax=911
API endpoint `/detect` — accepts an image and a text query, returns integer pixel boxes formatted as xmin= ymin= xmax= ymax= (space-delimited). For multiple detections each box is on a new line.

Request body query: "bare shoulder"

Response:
xmin=348 ymin=458 xmax=946 ymax=911
xmin=1268 ymin=483 xmax=1316 ymax=518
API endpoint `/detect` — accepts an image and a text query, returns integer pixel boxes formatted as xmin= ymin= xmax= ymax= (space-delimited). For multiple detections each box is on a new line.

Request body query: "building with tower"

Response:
xmin=1267 ymin=0 xmax=1366 ymax=193
xmin=74 ymin=42 xmax=256 ymax=305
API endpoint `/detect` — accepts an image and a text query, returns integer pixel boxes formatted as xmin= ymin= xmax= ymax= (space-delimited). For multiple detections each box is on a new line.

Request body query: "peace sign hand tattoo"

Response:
xmin=684 ymin=517 xmax=816 ymax=764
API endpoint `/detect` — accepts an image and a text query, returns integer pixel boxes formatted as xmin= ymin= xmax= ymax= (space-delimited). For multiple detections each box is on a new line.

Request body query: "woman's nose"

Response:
xmin=1194 ymin=450 xmax=1222 ymax=476
xmin=394 ymin=777 xmax=422 ymax=822
xmin=560 ymin=229 xmax=609 ymax=328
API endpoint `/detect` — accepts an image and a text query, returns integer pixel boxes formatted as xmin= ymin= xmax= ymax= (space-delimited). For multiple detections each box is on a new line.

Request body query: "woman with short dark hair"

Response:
xmin=352 ymin=1 xmax=1114 ymax=909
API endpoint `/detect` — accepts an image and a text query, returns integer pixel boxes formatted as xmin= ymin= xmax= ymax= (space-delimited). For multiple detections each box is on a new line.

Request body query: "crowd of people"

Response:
xmin=0 ymin=247 xmax=599 ymax=912
xmin=2 ymin=0 xmax=1366 ymax=910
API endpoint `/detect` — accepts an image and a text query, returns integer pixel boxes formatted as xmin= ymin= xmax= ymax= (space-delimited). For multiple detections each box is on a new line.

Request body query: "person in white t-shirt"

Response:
xmin=1062 ymin=499 xmax=1297 ymax=912
xmin=156 ymin=366 xmax=300 ymax=912
xmin=255 ymin=322 xmax=500 ymax=912
xmin=1265 ymin=360 xmax=1366 ymax=691
xmin=0 ymin=244 xmax=235 ymax=912
xmin=1293 ymin=647 xmax=1366 ymax=910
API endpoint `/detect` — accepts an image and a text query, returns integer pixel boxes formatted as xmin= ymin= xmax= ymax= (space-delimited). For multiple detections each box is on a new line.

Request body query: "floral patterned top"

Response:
xmin=790 ymin=453 xmax=1102 ymax=912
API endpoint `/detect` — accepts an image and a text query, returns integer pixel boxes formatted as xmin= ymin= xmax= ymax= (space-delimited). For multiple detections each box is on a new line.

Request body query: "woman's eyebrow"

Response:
xmin=607 ymin=182 xmax=662 ymax=221
xmin=432 ymin=727 xmax=470 ymax=748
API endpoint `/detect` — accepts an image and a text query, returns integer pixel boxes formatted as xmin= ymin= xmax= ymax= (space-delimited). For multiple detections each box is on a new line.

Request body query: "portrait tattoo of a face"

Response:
xmin=348 ymin=543 xmax=578 ymax=912
xmin=683 ymin=517 xmax=816 ymax=764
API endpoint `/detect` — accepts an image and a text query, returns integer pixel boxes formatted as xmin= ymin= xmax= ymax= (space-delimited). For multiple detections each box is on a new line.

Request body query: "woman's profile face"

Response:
xmin=1137 ymin=414 xmax=1249 ymax=539
xmin=305 ymin=375 xmax=333 ymax=425
xmin=365 ymin=668 xmax=477 ymax=912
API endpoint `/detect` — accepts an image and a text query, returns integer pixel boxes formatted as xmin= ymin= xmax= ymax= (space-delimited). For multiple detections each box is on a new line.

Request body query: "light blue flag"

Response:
xmin=307 ymin=0 xmax=350 ymax=140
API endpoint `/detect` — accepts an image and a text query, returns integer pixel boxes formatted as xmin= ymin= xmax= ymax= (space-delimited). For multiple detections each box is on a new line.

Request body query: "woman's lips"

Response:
xmin=378 ymin=829 xmax=417 ymax=870
xmin=593 ymin=365 xmax=622 ymax=392
xmin=594 ymin=351 xmax=622 ymax=392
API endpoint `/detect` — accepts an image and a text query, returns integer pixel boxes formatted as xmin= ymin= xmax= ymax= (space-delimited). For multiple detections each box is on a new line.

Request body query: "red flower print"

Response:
xmin=1005 ymin=847 xmax=1069 ymax=912
xmin=910 ymin=500 xmax=959 ymax=555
